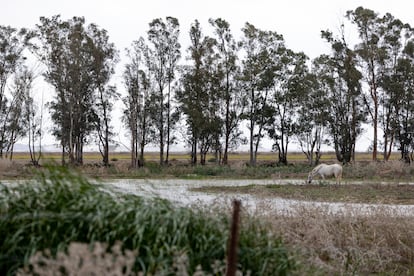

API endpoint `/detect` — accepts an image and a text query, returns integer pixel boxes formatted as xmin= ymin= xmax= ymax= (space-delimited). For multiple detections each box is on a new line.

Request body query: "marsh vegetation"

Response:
xmin=1 ymin=153 xmax=414 ymax=275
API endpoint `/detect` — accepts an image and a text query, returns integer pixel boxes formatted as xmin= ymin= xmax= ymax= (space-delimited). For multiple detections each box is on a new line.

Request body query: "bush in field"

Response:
xmin=0 ymin=166 xmax=294 ymax=275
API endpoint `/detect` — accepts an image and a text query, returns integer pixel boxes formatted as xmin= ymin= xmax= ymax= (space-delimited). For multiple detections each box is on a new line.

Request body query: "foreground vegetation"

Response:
xmin=1 ymin=155 xmax=414 ymax=274
xmin=0 ymin=166 xmax=293 ymax=275
xmin=264 ymin=205 xmax=414 ymax=275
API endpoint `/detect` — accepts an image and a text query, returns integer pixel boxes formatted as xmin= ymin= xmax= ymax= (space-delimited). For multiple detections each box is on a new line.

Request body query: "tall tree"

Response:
xmin=320 ymin=27 xmax=365 ymax=163
xmin=0 ymin=25 xmax=25 ymax=157
xmin=239 ymin=23 xmax=282 ymax=166
xmin=267 ymin=50 xmax=307 ymax=165
xmin=209 ymin=18 xmax=244 ymax=165
xmin=87 ymin=23 xmax=119 ymax=166
xmin=177 ymin=20 xmax=221 ymax=165
xmin=346 ymin=7 xmax=384 ymax=161
xmin=293 ymin=71 xmax=328 ymax=166
xmin=147 ymin=17 xmax=181 ymax=166
xmin=164 ymin=17 xmax=181 ymax=165
xmin=30 ymin=15 xmax=117 ymax=165
xmin=5 ymin=65 xmax=33 ymax=159
xmin=25 ymin=75 xmax=43 ymax=167
xmin=390 ymin=40 xmax=414 ymax=163
xmin=375 ymin=13 xmax=413 ymax=160
xmin=123 ymin=37 xmax=152 ymax=168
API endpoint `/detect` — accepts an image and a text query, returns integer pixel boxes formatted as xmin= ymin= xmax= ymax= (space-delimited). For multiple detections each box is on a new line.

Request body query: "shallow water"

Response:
xmin=103 ymin=178 xmax=414 ymax=217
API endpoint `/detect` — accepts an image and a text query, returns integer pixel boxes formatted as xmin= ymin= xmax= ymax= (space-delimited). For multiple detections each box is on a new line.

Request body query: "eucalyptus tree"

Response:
xmin=346 ymin=7 xmax=385 ymax=160
xmin=388 ymin=40 xmax=414 ymax=163
xmin=4 ymin=65 xmax=33 ymax=159
xmin=123 ymin=37 xmax=152 ymax=168
xmin=147 ymin=17 xmax=181 ymax=166
xmin=0 ymin=25 xmax=26 ymax=157
xmin=208 ymin=18 xmax=245 ymax=165
xmin=267 ymin=50 xmax=308 ymax=165
xmin=87 ymin=24 xmax=119 ymax=166
xmin=375 ymin=14 xmax=413 ymax=160
xmin=24 ymin=74 xmax=43 ymax=166
xmin=293 ymin=71 xmax=328 ymax=165
xmin=177 ymin=20 xmax=222 ymax=165
xmin=30 ymin=15 xmax=117 ymax=165
xmin=164 ymin=17 xmax=181 ymax=164
xmin=320 ymin=28 xmax=365 ymax=163
xmin=240 ymin=23 xmax=279 ymax=166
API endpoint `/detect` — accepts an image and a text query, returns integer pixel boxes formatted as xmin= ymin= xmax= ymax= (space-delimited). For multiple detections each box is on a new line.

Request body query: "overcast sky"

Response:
xmin=2 ymin=0 xmax=414 ymax=151
xmin=3 ymin=0 xmax=413 ymax=59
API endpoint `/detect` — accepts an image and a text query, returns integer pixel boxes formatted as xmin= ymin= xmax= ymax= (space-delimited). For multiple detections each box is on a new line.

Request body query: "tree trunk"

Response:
xmin=166 ymin=82 xmax=171 ymax=165
xmin=249 ymin=123 xmax=255 ymax=166
xmin=191 ymin=135 xmax=197 ymax=165
xmin=223 ymin=73 xmax=231 ymax=165
xmin=249 ymin=88 xmax=255 ymax=167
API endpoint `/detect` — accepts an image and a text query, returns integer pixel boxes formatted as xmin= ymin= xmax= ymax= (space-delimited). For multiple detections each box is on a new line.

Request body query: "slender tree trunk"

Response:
xmin=61 ymin=145 xmax=66 ymax=165
xmin=373 ymin=100 xmax=378 ymax=161
xmin=140 ymin=112 xmax=147 ymax=167
xmin=166 ymin=82 xmax=171 ymax=165
xmin=69 ymin=110 xmax=75 ymax=164
xmin=139 ymin=137 xmax=144 ymax=167
xmin=100 ymin=89 xmax=110 ymax=167
xmin=159 ymin=87 xmax=164 ymax=166
xmin=254 ymin=123 xmax=264 ymax=166
xmin=191 ymin=134 xmax=197 ymax=165
xmin=369 ymin=63 xmax=378 ymax=161
xmin=249 ymin=88 xmax=255 ymax=166
xmin=103 ymin=127 xmax=109 ymax=166
xmin=223 ymin=72 xmax=231 ymax=165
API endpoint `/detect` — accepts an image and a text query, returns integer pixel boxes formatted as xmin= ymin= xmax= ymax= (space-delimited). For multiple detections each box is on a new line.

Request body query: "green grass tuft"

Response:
xmin=0 ymin=166 xmax=294 ymax=275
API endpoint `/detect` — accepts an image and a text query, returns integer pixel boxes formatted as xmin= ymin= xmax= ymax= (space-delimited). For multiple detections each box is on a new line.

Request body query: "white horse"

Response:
xmin=307 ymin=163 xmax=343 ymax=185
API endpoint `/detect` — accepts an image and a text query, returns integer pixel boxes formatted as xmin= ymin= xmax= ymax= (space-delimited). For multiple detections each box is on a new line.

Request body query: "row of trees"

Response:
xmin=1 ymin=6 xmax=414 ymax=167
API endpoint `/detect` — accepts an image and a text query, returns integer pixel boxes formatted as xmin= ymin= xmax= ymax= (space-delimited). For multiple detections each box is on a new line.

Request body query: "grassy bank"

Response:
xmin=2 ymin=151 xmax=414 ymax=181
xmin=0 ymin=166 xmax=294 ymax=275
xmin=193 ymin=183 xmax=414 ymax=205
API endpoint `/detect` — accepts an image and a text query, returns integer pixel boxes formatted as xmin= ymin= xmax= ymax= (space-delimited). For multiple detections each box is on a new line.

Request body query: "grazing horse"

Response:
xmin=307 ymin=163 xmax=343 ymax=185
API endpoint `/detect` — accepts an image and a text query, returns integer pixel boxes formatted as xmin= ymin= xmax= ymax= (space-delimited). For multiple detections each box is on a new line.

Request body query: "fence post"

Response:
xmin=226 ymin=199 xmax=241 ymax=276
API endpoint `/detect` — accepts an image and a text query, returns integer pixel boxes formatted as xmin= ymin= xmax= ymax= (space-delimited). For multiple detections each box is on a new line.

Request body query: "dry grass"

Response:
xmin=3 ymin=151 xmax=410 ymax=179
xmin=7 ymin=150 xmax=401 ymax=163
xmin=252 ymin=205 xmax=414 ymax=275
xmin=345 ymin=160 xmax=414 ymax=181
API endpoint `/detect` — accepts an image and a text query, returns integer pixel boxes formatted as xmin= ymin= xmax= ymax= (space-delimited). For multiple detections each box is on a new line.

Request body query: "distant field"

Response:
xmin=10 ymin=151 xmax=400 ymax=163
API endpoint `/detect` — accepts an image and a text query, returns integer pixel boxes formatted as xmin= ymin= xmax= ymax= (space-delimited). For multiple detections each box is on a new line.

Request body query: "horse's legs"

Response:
xmin=336 ymin=172 xmax=342 ymax=185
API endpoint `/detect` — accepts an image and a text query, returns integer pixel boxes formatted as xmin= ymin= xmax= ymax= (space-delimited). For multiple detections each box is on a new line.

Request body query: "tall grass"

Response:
xmin=260 ymin=205 xmax=414 ymax=275
xmin=0 ymin=166 xmax=294 ymax=275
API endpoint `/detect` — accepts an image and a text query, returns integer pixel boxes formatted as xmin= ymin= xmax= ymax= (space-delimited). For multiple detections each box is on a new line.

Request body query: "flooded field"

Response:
xmin=104 ymin=178 xmax=414 ymax=217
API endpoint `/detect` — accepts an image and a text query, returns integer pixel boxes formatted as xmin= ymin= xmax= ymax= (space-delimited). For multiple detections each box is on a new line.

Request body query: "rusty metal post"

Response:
xmin=226 ymin=199 xmax=241 ymax=276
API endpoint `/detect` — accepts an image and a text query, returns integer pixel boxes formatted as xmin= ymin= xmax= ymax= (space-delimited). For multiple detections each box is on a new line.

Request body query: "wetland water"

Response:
xmin=104 ymin=179 xmax=414 ymax=217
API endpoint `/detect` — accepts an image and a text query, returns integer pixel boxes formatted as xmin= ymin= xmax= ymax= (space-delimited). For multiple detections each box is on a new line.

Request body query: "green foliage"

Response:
xmin=0 ymin=166 xmax=294 ymax=275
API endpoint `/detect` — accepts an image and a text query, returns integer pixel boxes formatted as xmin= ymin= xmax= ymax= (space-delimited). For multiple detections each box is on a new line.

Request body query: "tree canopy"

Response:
xmin=2 ymin=7 xmax=414 ymax=165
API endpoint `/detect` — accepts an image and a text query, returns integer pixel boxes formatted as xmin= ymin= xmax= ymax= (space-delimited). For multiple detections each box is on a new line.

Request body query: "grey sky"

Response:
xmin=3 ymin=0 xmax=412 ymax=58
xmin=2 ymin=0 xmax=413 ymax=151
